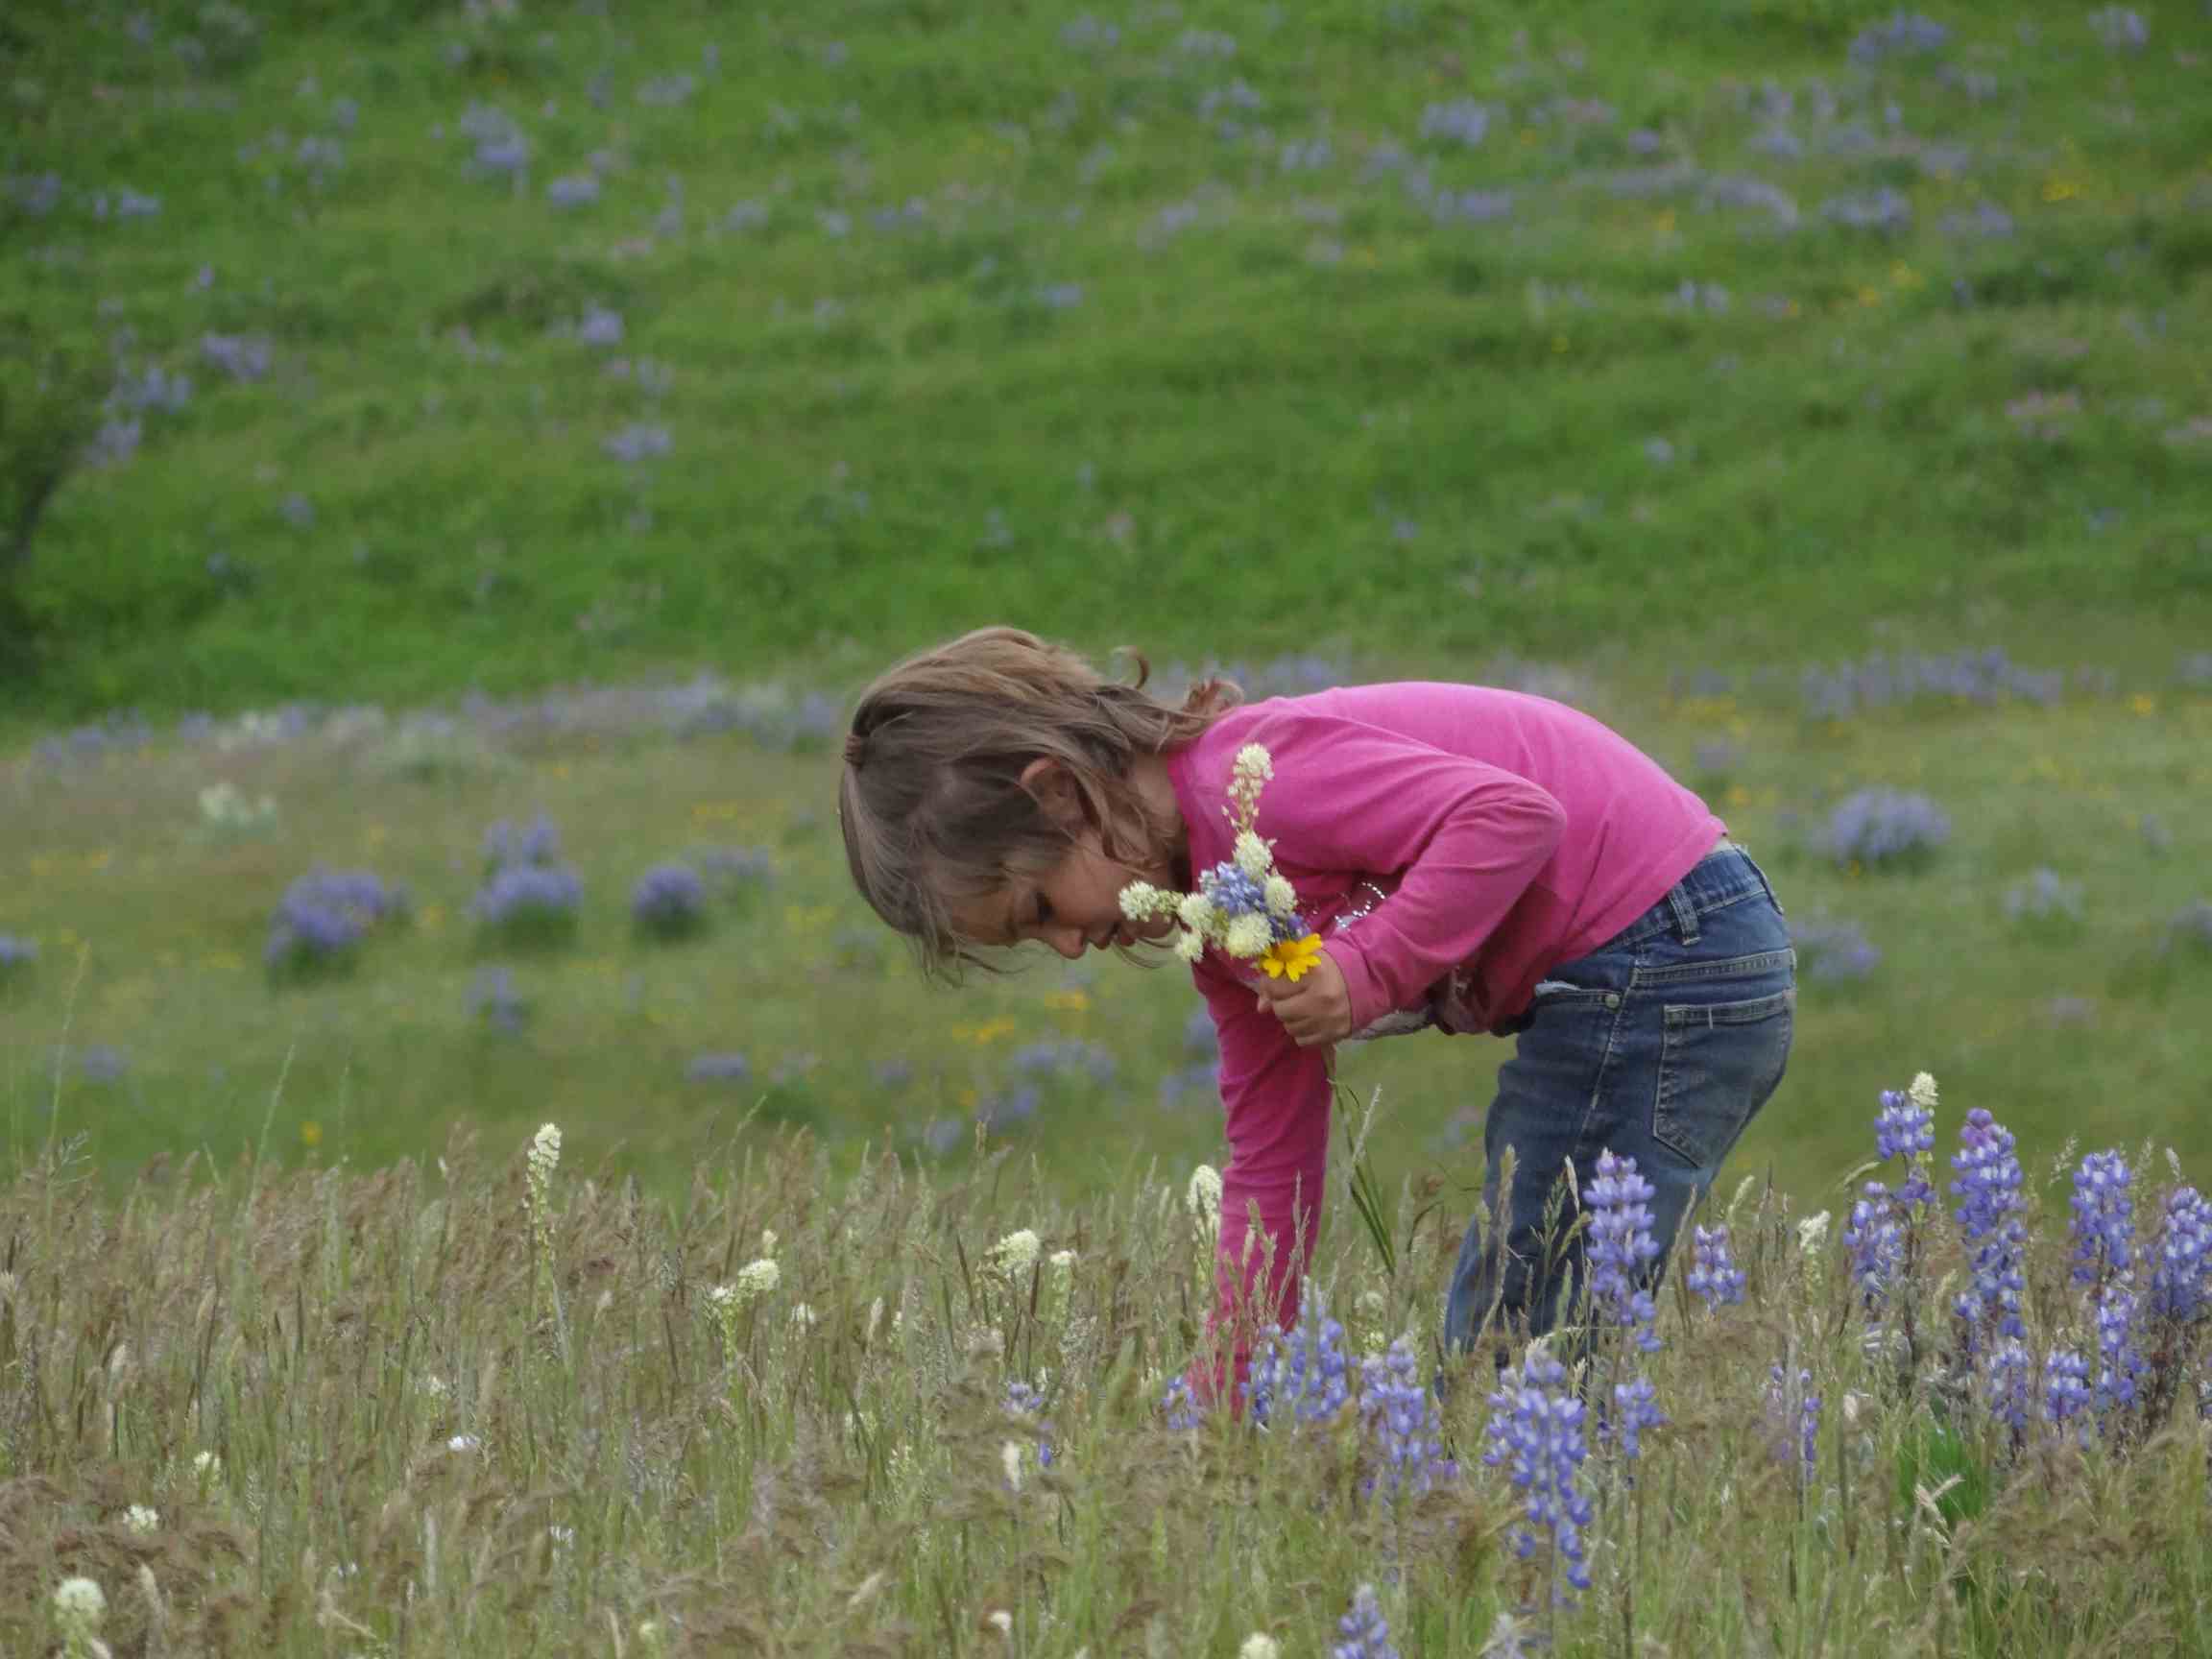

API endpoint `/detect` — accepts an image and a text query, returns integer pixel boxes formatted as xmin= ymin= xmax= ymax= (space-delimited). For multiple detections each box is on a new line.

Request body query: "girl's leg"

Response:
xmin=1438 ymin=847 xmax=1795 ymax=1394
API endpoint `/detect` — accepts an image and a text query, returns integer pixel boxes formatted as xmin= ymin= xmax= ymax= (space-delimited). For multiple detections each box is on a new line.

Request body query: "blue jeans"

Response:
xmin=1438 ymin=845 xmax=1794 ymax=1381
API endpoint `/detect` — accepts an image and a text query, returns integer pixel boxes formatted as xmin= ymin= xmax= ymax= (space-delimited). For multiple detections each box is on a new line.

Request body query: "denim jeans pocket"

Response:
xmin=1652 ymin=985 xmax=1793 ymax=1167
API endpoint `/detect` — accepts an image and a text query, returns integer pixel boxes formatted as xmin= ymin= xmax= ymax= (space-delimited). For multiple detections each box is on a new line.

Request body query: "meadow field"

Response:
xmin=5 ymin=0 xmax=2212 ymax=1649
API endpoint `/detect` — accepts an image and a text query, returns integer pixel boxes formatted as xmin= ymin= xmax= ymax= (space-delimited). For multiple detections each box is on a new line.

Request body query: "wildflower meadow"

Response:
xmin=6 ymin=0 xmax=2212 ymax=1650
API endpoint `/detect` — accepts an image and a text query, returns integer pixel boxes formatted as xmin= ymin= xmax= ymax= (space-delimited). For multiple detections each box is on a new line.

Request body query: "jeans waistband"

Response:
xmin=1610 ymin=846 xmax=1781 ymax=950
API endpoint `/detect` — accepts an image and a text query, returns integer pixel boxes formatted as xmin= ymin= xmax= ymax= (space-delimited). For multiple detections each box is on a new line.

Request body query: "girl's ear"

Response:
xmin=1019 ymin=756 xmax=1088 ymax=832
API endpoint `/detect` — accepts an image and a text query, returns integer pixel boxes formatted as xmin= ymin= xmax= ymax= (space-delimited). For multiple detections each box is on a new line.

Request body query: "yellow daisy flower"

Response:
xmin=1260 ymin=934 xmax=1325 ymax=982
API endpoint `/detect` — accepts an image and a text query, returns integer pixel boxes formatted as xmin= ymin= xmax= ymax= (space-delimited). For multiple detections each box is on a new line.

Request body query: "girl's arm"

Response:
xmin=1184 ymin=954 xmax=1334 ymax=1420
xmin=1236 ymin=706 xmax=1569 ymax=1032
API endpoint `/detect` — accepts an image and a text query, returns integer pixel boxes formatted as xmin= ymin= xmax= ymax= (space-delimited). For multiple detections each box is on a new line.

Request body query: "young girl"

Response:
xmin=837 ymin=626 xmax=1794 ymax=1419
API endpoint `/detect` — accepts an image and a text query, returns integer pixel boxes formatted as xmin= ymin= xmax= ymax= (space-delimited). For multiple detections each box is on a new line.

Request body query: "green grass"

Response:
xmin=5 ymin=656 xmax=2209 ymax=1212
xmin=5 ymin=1109 xmax=2211 ymax=1654
xmin=4 ymin=0 xmax=2210 ymax=724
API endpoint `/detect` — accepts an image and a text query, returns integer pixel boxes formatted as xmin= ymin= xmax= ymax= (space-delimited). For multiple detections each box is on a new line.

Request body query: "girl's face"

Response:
xmin=949 ymin=757 xmax=1188 ymax=962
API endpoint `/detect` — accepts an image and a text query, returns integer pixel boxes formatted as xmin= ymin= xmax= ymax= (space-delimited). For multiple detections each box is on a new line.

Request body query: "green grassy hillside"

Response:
xmin=4 ymin=0 xmax=2209 ymax=724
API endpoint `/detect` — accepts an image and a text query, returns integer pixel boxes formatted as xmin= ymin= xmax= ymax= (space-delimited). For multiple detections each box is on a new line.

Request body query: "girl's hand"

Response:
xmin=1255 ymin=950 xmax=1353 ymax=1048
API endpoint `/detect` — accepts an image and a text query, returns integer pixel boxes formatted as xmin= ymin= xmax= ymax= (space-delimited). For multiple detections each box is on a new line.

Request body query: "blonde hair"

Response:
xmin=837 ymin=626 xmax=1242 ymax=988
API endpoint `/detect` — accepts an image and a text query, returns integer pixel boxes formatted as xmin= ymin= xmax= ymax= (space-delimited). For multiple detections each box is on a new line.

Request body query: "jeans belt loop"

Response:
xmin=1667 ymin=880 xmax=1700 ymax=945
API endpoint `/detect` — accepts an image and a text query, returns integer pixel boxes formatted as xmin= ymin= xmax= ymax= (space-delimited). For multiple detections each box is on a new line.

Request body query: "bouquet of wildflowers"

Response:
xmin=1118 ymin=743 xmax=1326 ymax=982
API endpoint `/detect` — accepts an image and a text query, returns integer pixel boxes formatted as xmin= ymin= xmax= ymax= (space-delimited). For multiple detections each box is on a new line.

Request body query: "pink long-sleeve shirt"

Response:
xmin=1164 ymin=682 xmax=1726 ymax=1417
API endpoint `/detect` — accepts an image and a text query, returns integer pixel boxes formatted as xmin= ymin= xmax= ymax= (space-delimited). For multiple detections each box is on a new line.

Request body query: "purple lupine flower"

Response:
xmin=1949 ymin=1108 xmax=2028 ymax=1355
xmin=1244 ymin=1286 xmax=1355 ymax=1428
xmin=2095 ymin=1283 xmax=2144 ymax=1412
xmin=1844 ymin=1181 xmax=1904 ymax=1310
xmin=1008 ymin=1039 xmax=1118 ymax=1086
xmin=1819 ymin=187 xmax=1912 ymax=232
xmin=603 ymin=422 xmax=672 ymax=463
xmin=0 ymin=935 xmax=36 ymax=976
xmin=974 ymin=1084 xmax=1040 ymax=1131
xmin=484 ymin=812 xmax=563 ymax=869
xmin=1482 ymin=1348 xmax=1595 ymax=1597
xmin=1848 ymin=12 xmax=1950 ymax=63
xmin=2004 ymin=867 xmax=2082 ymax=926
xmin=2167 ymin=902 xmax=2212 ymax=956
xmin=2045 ymin=1349 xmax=2092 ymax=1430
xmin=547 ymin=173 xmax=601 ymax=208
xmin=79 ymin=1044 xmax=130 ymax=1084
xmin=1334 ymin=1583 xmax=1400 ymax=1659
xmin=632 ymin=862 xmax=707 ymax=938
xmin=267 ymin=866 xmax=410 ymax=974
xmin=1418 ymin=98 xmax=1492 ymax=148
xmin=469 ymin=862 xmax=584 ymax=936
xmin=2070 ymin=1150 xmax=2134 ymax=1295
xmin=1874 ymin=1088 xmax=1936 ymax=1171
xmin=873 ymin=1057 xmax=912 ymax=1092
xmin=2088 ymin=7 xmax=2149 ymax=50
xmin=201 ymin=332 xmax=273 ymax=382
xmin=1610 ymin=1373 xmax=1667 ymax=1462
xmin=1003 ymin=1379 xmax=1057 ymax=1469
xmin=1356 ymin=1338 xmax=1455 ymax=1503
xmin=1824 ymin=788 xmax=1951 ymax=870
xmin=467 ymin=966 xmax=529 ymax=1034
xmin=1686 ymin=1223 xmax=1747 ymax=1308
xmin=1988 ymin=1338 xmax=2031 ymax=1438
xmin=686 ymin=1052 xmax=751 ymax=1084
xmin=1766 ymin=1364 xmax=1820 ymax=1476
xmin=1790 ymin=917 xmax=1882 ymax=981
xmin=1161 ymin=1375 xmax=1206 ymax=1431
xmin=2147 ymin=1187 xmax=2212 ymax=1326
xmin=1587 ymin=1149 xmax=1662 ymax=1353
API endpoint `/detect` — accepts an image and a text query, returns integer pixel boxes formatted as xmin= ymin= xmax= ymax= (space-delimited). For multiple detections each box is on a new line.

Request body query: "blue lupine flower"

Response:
xmin=1824 ymin=788 xmax=1950 ymax=870
xmin=79 ymin=1044 xmax=130 ymax=1084
xmin=469 ymin=862 xmax=585 ymax=937
xmin=1874 ymin=1089 xmax=1936 ymax=1166
xmin=2089 ymin=7 xmax=2149 ymax=50
xmin=1199 ymin=861 xmax=1267 ymax=917
xmin=473 ymin=816 xmax=584 ymax=944
xmin=1334 ymin=1583 xmax=1400 ymax=1659
xmin=1819 ymin=187 xmax=1912 ymax=233
xmin=1482 ymin=1348 xmax=1595 ymax=1597
xmin=267 ymin=866 xmax=410 ymax=974
xmin=1767 ymin=1364 xmax=1820 ymax=1475
xmin=633 ymin=862 xmax=708 ymax=938
xmin=2045 ymin=1349 xmax=2092 ymax=1430
xmin=2147 ymin=1187 xmax=2212 ymax=1326
xmin=974 ymin=1084 xmax=1040 ymax=1131
xmin=1686 ymin=1223 xmax=1746 ymax=1308
xmin=2070 ymin=1150 xmax=2134 ymax=1294
xmin=1610 ymin=1373 xmax=1668 ymax=1462
xmin=686 ymin=1052 xmax=751 ymax=1084
xmin=1988 ymin=1338 xmax=2031 ymax=1437
xmin=1844 ymin=1181 xmax=1903 ymax=1310
xmin=2005 ymin=867 xmax=2083 ymax=926
xmin=1160 ymin=1375 xmax=1206 ymax=1431
xmin=1003 ymin=1380 xmax=1057 ymax=1469
xmin=1418 ymin=98 xmax=1493 ymax=148
xmin=872 ymin=1057 xmax=912 ymax=1092
xmin=467 ymin=966 xmax=529 ymax=1034
xmin=2167 ymin=902 xmax=2212 ymax=956
xmin=485 ymin=813 xmax=563 ymax=869
xmin=1790 ymin=917 xmax=1882 ymax=982
xmin=1949 ymin=1108 xmax=2028 ymax=1354
xmin=1008 ymin=1038 xmax=1118 ymax=1087
xmin=1587 ymin=1149 xmax=1662 ymax=1353
xmin=0 ymin=935 xmax=36 ymax=978
xmin=1245 ymin=1286 xmax=1355 ymax=1428
xmin=604 ymin=423 xmax=672 ymax=464
xmin=2095 ymin=1284 xmax=2144 ymax=1412
xmin=1848 ymin=11 xmax=1950 ymax=63
xmin=1356 ymin=1338 xmax=1455 ymax=1503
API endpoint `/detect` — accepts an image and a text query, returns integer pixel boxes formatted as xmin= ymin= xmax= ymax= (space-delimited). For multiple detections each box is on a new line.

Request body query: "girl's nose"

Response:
xmin=1050 ymin=926 xmax=1086 ymax=960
